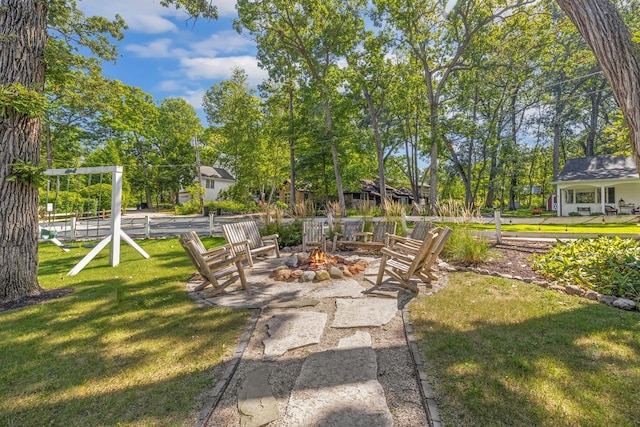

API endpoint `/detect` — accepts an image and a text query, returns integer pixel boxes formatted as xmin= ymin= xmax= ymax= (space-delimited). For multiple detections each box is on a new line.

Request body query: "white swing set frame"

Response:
xmin=44 ymin=166 xmax=150 ymax=276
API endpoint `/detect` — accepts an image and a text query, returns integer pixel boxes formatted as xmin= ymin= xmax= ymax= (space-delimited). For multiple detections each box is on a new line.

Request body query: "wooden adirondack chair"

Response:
xmin=375 ymin=227 xmax=442 ymax=293
xmin=332 ymin=219 xmax=364 ymax=252
xmin=387 ymin=221 xmax=432 ymax=251
xmin=340 ymin=220 xmax=397 ymax=252
xmin=221 ymin=221 xmax=280 ymax=267
xmin=302 ymin=221 xmax=326 ymax=252
xmin=418 ymin=227 xmax=452 ymax=282
xmin=179 ymin=231 xmax=248 ymax=294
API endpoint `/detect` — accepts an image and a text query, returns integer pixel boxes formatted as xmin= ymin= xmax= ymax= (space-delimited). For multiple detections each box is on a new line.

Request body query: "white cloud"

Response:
xmin=180 ymin=88 xmax=208 ymax=110
xmin=181 ymin=56 xmax=268 ymax=86
xmin=125 ymin=38 xmax=177 ymax=58
xmin=79 ymin=0 xmax=237 ymax=34
xmin=157 ymin=79 xmax=184 ymax=91
xmin=191 ymin=31 xmax=255 ymax=56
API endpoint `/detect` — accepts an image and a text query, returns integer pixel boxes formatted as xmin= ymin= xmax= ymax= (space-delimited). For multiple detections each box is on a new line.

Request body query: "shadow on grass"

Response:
xmin=0 ymin=238 xmax=249 ymax=426
xmin=410 ymin=273 xmax=640 ymax=426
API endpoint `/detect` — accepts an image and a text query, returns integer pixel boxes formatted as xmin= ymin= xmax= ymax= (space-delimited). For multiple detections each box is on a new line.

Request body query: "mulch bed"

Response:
xmin=1 ymin=288 xmax=74 ymax=312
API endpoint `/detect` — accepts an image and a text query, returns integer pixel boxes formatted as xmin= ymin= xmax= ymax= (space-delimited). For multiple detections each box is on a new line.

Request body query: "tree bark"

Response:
xmin=556 ymin=0 xmax=640 ymax=164
xmin=0 ymin=0 xmax=47 ymax=302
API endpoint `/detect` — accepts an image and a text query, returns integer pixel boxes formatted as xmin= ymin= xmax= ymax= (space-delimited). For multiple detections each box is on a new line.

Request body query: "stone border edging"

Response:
xmin=446 ymin=264 xmax=639 ymax=312
xmin=193 ymin=307 xmax=261 ymax=427
xmin=402 ymin=280 xmax=448 ymax=427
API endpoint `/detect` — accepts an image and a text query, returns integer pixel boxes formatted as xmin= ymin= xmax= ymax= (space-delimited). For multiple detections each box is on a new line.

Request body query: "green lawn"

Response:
xmin=459 ymin=222 xmax=640 ymax=234
xmin=0 ymin=238 xmax=250 ymax=427
xmin=411 ymin=272 xmax=640 ymax=426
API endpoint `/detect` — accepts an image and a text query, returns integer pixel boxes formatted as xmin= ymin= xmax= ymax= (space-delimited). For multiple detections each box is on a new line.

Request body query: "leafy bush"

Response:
xmin=568 ymin=211 xmax=582 ymax=216
xmin=261 ymin=220 xmax=303 ymax=248
xmin=532 ymin=236 xmax=640 ymax=301
xmin=442 ymin=228 xmax=492 ymax=266
xmin=175 ymin=199 xmax=201 ymax=215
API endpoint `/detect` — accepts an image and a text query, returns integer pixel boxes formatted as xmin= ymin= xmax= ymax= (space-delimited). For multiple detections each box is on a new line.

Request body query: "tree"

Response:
xmin=555 ymin=0 xmax=640 ymax=164
xmin=0 ymin=0 xmax=210 ymax=303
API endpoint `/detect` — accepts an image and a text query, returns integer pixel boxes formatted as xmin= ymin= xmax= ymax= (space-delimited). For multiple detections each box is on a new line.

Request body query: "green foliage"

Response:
xmin=261 ymin=221 xmax=303 ymax=247
xmin=175 ymin=200 xmax=201 ymax=215
xmin=532 ymin=237 xmax=640 ymax=301
xmin=568 ymin=211 xmax=582 ymax=216
xmin=0 ymin=84 xmax=48 ymax=117
xmin=442 ymin=228 xmax=492 ymax=266
xmin=79 ymin=183 xmax=112 ymax=211
xmin=7 ymin=159 xmax=46 ymax=187
xmin=205 ymin=200 xmax=259 ymax=214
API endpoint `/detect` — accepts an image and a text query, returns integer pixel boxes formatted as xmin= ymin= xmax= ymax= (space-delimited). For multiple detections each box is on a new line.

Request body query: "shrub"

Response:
xmin=532 ymin=236 xmax=640 ymax=301
xmin=206 ymin=200 xmax=248 ymax=214
xmin=175 ymin=199 xmax=201 ymax=215
xmin=261 ymin=220 xmax=303 ymax=248
xmin=442 ymin=228 xmax=492 ymax=266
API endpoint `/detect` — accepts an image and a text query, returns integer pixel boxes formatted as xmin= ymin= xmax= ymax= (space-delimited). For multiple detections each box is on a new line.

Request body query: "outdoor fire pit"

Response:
xmin=271 ymin=249 xmax=369 ymax=282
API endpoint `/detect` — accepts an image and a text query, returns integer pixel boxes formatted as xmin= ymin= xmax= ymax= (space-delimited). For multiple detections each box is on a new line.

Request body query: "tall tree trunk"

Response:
xmin=556 ymin=0 xmax=640 ymax=164
xmin=428 ymin=100 xmax=439 ymax=214
xmin=321 ymin=99 xmax=346 ymax=217
xmin=362 ymin=86 xmax=387 ymax=214
xmin=0 ymin=0 xmax=47 ymax=302
xmin=288 ymin=84 xmax=296 ymax=208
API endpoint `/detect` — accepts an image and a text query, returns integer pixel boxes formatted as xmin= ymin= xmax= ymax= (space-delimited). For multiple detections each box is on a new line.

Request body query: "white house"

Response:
xmin=551 ymin=154 xmax=640 ymax=216
xmin=178 ymin=166 xmax=236 ymax=204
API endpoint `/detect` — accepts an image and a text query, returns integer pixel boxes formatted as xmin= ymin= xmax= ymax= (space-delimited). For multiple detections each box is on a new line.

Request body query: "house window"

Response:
xmin=565 ymin=189 xmax=574 ymax=203
xmin=606 ymin=187 xmax=615 ymax=204
xmin=205 ymin=179 xmax=215 ymax=189
xmin=575 ymin=190 xmax=595 ymax=204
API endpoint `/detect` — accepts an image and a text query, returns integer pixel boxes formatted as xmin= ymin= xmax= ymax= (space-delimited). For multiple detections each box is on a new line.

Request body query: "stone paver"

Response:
xmin=307 ymin=278 xmax=367 ymax=299
xmin=280 ymin=332 xmax=393 ymax=427
xmin=331 ymin=297 xmax=399 ymax=328
xmin=237 ymin=367 xmax=280 ymax=427
xmin=263 ymin=311 xmax=327 ymax=359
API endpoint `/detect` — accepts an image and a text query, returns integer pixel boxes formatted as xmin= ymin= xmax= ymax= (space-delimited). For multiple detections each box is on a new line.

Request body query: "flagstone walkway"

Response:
xmin=187 ymin=254 xmax=445 ymax=427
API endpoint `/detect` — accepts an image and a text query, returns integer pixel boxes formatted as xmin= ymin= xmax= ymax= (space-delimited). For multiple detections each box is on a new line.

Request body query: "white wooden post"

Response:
xmin=70 ymin=216 xmax=77 ymax=239
xmin=209 ymin=213 xmax=215 ymax=237
xmin=145 ymin=215 xmax=151 ymax=239
xmin=494 ymin=210 xmax=502 ymax=244
xmin=401 ymin=210 xmax=408 ymax=235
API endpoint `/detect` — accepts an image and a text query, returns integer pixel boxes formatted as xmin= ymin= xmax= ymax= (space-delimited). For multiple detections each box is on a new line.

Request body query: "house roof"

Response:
xmin=200 ymin=166 xmax=235 ymax=181
xmin=553 ymin=154 xmax=639 ymax=183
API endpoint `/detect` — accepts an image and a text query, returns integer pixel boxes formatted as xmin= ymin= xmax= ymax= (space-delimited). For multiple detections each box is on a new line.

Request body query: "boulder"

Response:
xmin=565 ymin=285 xmax=584 ymax=296
xmin=584 ymin=290 xmax=599 ymax=301
xmin=315 ymin=270 xmax=331 ymax=281
xmin=300 ymin=271 xmax=316 ymax=282
xmin=329 ymin=266 xmax=344 ymax=279
xmin=612 ymin=298 xmax=636 ymax=311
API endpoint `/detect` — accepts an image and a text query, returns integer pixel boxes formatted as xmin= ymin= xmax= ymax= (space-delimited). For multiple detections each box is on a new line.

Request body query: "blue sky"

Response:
xmin=78 ymin=1 xmax=267 ymax=123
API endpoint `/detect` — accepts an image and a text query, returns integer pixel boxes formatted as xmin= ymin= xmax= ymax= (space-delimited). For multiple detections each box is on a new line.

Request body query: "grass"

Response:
xmin=410 ymin=272 xmax=640 ymax=426
xmin=0 ymin=238 xmax=250 ymax=427
xmin=458 ymin=222 xmax=640 ymax=234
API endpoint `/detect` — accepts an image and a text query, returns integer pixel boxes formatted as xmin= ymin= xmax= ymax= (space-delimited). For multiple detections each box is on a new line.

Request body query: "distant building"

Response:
xmin=178 ymin=166 xmax=236 ymax=204
xmin=551 ymin=154 xmax=640 ymax=216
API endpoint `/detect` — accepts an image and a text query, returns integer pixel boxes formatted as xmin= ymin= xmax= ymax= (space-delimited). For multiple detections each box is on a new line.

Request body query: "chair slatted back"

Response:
xmin=243 ymin=221 xmax=264 ymax=249
xmin=341 ymin=220 xmax=364 ymax=241
xmin=222 ymin=221 xmax=265 ymax=249
xmin=372 ymin=221 xmax=397 ymax=243
xmin=303 ymin=221 xmax=326 ymax=252
xmin=409 ymin=221 xmax=432 ymax=241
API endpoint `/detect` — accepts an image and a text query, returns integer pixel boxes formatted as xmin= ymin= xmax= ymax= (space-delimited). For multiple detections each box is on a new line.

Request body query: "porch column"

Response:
xmin=556 ymin=186 xmax=562 ymax=217
xmin=600 ymin=185 xmax=606 ymax=214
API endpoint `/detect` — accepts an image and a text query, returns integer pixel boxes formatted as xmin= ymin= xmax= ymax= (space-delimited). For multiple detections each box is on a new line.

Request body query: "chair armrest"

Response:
xmin=261 ymin=233 xmax=279 ymax=242
xmin=380 ymin=247 xmax=415 ymax=263
xmin=353 ymin=231 xmax=372 ymax=241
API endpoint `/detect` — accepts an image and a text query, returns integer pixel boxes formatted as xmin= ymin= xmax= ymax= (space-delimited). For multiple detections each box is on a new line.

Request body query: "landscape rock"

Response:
xmin=274 ymin=269 xmax=292 ymax=281
xmin=548 ymin=284 xmax=566 ymax=292
xmin=612 ymin=298 xmax=636 ymax=311
xmin=284 ymin=256 xmax=299 ymax=268
xmin=342 ymin=266 xmax=353 ymax=277
xmin=300 ymin=271 xmax=316 ymax=282
xmin=315 ymin=270 xmax=330 ymax=281
xmin=584 ymin=290 xmax=599 ymax=301
xmin=290 ymin=269 xmax=304 ymax=279
xmin=237 ymin=367 xmax=280 ymax=427
xmin=565 ymin=285 xmax=584 ymax=296
xmin=598 ymin=295 xmax=617 ymax=306
xmin=329 ymin=266 xmax=344 ymax=279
